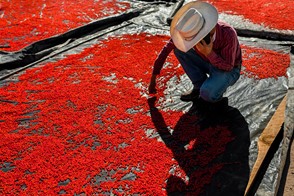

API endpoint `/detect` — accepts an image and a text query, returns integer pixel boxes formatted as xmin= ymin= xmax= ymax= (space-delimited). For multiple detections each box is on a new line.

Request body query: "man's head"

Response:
xmin=170 ymin=1 xmax=218 ymax=52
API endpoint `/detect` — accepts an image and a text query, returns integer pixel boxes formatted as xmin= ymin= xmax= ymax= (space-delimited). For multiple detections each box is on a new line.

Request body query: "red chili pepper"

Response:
xmin=0 ymin=33 xmax=289 ymax=194
xmin=0 ymin=0 xmax=130 ymax=51
xmin=211 ymin=0 xmax=294 ymax=30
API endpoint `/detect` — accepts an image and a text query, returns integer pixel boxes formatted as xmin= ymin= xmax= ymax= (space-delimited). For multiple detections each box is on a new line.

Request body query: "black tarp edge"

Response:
xmin=236 ymin=29 xmax=294 ymax=42
xmin=0 ymin=22 xmax=132 ymax=81
xmin=0 ymin=9 xmax=144 ymax=70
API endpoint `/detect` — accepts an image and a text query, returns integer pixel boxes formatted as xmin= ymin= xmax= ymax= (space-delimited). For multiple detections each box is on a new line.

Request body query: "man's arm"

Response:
xmin=149 ymin=39 xmax=175 ymax=94
xmin=152 ymin=39 xmax=175 ymax=75
xmin=206 ymin=30 xmax=239 ymax=71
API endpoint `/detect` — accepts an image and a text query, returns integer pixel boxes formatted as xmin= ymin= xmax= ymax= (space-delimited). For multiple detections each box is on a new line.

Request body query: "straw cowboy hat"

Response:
xmin=170 ymin=1 xmax=218 ymax=52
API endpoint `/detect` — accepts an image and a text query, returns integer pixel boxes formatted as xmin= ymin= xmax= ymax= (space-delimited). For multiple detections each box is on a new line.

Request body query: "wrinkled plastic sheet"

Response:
xmin=0 ymin=0 xmax=294 ymax=195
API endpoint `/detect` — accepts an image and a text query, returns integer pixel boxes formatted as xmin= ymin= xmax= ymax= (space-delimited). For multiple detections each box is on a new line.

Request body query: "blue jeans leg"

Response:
xmin=174 ymin=48 xmax=209 ymax=89
xmin=200 ymin=65 xmax=240 ymax=102
xmin=174 ymin=48 xmax=240 ymax=102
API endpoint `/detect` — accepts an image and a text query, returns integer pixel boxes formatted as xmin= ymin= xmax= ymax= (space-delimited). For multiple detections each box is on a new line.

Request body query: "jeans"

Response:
xmin=174 ymin=48 xmax=241 ymax=102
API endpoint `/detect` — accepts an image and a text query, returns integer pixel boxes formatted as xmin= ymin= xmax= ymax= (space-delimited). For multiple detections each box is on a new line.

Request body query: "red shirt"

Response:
xmin=152 ymin=21 xmax=242 ymax=75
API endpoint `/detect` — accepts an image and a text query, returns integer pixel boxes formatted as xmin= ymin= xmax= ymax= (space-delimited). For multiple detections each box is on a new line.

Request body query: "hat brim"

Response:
xmin=170 ymin=1 xmax=218 ymax=52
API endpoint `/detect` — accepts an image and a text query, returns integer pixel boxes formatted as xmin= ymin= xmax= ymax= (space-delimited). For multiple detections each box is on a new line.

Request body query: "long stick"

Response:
xmin=244 ymin=95 xmax=287 ymax=195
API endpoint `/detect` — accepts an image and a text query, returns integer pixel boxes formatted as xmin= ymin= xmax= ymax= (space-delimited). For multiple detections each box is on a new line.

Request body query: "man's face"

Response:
xmin=202 ymin=28 xmax=216 ymax=44
xmin=202 ymin=33 xmax=211 ymax=44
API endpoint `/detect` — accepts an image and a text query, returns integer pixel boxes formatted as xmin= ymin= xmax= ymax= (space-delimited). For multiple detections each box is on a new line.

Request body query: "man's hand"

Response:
xmin=147 ymin=96 xmax=157 ymax=107
xmin=148 ymin=74 xmax=157 ymax=94
xmin=195 ymin=39 xmax=213 ymax=57
xmin=147 ymin=96 xmax=158 ymax=112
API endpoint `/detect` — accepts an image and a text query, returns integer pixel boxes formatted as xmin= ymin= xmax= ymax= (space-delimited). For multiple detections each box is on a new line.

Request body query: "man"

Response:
xmin=148 ymin=1 xmax=242 ymax=111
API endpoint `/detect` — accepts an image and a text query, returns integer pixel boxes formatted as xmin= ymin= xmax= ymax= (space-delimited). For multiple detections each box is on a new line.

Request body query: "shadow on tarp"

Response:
xmin=148 ymin=97 xmax=250 ymax=196
xmin=0 ymin=9 xmax=142 ymax=70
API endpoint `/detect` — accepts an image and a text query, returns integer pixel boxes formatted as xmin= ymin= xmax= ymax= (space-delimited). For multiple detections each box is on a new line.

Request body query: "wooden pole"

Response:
xmin=244 ymin=95 xmax=287 ymax=195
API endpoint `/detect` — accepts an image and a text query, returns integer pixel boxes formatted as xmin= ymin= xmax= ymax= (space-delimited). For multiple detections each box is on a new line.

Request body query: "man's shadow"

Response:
xmin=148 ymin=97 xmax=250 ymax=196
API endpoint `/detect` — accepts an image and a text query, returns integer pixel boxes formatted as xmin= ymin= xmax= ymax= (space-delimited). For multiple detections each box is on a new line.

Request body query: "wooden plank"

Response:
xmin=275 ymin=46 xmax=294 ymax=195
xmin=244 ymin=95 xmax=287 ymax=196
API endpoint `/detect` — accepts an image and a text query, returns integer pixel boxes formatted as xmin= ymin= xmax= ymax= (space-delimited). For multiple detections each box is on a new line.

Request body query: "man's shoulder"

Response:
xmin=217 ymin=21 xmax=235 ymax=29
xmin=217 ymin=21 xmax=237 ymax=36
